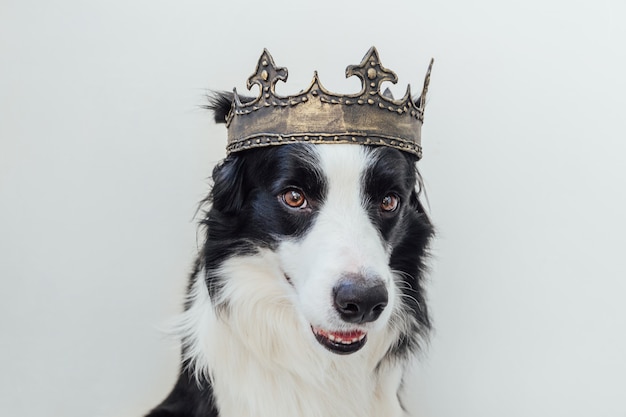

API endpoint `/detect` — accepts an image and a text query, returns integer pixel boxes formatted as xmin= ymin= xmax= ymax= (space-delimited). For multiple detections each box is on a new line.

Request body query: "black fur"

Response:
xmin=146 ymin=366 xmax=218 ymax=417
xmin=205 ymin=91 xmax=254 ymax=124
xmin=200 ymin=144 xmax=326 ymax=301
xmin=363 ymin=147 xmax=434 ymax=360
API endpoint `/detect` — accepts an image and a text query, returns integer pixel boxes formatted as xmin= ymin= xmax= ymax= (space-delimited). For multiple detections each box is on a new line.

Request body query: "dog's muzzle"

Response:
xmin=312 ymin=274 xmax=388 ymax=355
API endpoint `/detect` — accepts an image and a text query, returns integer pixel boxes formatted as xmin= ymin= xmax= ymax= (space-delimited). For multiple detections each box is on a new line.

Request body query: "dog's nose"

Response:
xmin=333 ymin=277 xmax=388 ymax=324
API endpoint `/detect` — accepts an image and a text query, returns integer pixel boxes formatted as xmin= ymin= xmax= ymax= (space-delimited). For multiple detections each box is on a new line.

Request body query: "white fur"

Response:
xmin=278 ymin=145 xmax=397 ymax=335
xmin=176 ymin=145 xmax=411 ymax=417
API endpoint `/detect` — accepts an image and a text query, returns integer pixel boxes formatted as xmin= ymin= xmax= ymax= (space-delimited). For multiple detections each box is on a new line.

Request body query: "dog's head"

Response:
xmin=199 ymin=94 xmax=433 ymax=360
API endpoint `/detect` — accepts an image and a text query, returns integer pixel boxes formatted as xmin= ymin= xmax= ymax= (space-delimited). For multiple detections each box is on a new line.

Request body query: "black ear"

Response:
xmin=407 ymin=183 xmax=435 ymax=257
xmin=206 ymin=91 xmax=234 ymax=124
xmin=206 ymin=91 xmax=256 ymax=124
xmin=405 ymin=160 xmax=429 ymax=216
xmin=409 ymin=188 xmax=427 ymax=215
xmin=210 ymin=154 xmax=247 ymax=214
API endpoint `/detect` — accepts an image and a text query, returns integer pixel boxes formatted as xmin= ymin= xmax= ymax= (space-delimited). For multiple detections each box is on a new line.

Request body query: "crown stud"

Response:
xmin=225 ymin=47 xmax=433 ymax=159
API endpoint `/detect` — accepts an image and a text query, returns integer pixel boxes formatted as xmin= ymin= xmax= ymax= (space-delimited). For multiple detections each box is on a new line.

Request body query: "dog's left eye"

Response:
xmin=281 ymin=188 xmax=308 ymax=209
xmin=380 ymin=194 xmax=399 ymax=212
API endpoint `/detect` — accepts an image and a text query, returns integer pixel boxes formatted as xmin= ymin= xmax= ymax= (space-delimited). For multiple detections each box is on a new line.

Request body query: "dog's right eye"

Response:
xmin=380 ymin=194 xmax=400 ymax=212
xmin=281 ymin=188 xmax=308 ymax=209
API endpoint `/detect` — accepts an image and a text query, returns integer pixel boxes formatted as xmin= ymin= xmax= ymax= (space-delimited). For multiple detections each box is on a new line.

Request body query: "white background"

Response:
xmin=1 ymin=1 xmax=625 ymax=416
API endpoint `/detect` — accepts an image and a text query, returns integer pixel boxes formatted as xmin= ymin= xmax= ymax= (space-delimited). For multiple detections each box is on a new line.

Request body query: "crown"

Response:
xmin=225 ymin=47 xmax=433 ymax=159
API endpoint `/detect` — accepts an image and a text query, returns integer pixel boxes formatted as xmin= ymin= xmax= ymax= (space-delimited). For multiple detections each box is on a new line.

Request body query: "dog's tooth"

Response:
xmin=319 ymin=329 xmax=366 ymax=345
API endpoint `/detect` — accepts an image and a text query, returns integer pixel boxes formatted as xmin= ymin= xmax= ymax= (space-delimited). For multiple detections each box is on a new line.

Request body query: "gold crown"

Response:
xmin=225 ymin=47 xmax=433 ymax=159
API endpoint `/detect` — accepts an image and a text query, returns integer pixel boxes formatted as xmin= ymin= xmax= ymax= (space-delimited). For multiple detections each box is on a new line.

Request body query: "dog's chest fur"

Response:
xmin=181 ymin=258 xmax=407 ymax=417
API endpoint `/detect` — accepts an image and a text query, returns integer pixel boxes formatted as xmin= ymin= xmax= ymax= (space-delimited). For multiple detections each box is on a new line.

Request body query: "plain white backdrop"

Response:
xmin=1 ymin=1 xmax=625 ymax=416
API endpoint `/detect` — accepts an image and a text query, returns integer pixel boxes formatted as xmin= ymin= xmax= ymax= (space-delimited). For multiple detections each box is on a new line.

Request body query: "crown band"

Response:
xmin=226 ymin=133 xmax=422 ymax=156
xmin=225 ymin=47 xmax=433 ymax=159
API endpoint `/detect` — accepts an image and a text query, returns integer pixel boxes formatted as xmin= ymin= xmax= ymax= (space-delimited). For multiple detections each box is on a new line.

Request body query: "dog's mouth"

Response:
xmin=311 ymin=326 xmax=367 ymax=354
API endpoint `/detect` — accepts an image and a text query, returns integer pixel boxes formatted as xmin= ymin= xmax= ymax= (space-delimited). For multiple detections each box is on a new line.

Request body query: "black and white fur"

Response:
xmin=147 ymin=94 xmax=434 ymax=417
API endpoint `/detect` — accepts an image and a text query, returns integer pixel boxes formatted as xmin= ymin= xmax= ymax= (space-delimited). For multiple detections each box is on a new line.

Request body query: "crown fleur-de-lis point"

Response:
xmin=246 ymin=49 xmax=288 ymax=97
xmin=345 ymin=47 xmax=398 ymax=97
xmin=419 ymin=58 xmax=435 ymax=109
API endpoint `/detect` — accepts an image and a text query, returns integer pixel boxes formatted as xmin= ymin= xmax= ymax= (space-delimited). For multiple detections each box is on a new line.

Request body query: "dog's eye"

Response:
xmin=281 ymin=189 xmax=308 ymax=209
xmin=380 ymin=194 xmax=399 ymax=212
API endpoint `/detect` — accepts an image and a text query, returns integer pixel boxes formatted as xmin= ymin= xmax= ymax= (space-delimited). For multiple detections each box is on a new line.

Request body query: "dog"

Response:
xmin=146 ymin=93 xmax=434 ymax=417
xmin=147 ymin=47 xmax=434 ymax=416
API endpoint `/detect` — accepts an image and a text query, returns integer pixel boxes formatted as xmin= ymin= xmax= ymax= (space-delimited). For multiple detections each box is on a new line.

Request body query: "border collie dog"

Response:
xmin=147 ymin=94 xmax=434 ymax=417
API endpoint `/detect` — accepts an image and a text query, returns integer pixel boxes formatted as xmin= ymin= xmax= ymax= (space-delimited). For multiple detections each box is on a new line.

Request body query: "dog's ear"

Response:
xmin=210 ymin=155 xmax=247 ymax=214
xmin=206 ymin=91 xmax=233 ymax=124
xmin=206 ymin=91 xmax=255 ymax=124
xmin=409 ymin=188 xmax=427 ymax=215
xmin=203 ymin=92 xmax=256 ymax=215
xmin=405 ymin=161 xmax=428 ymax=216
xmin=406 ymin=177 xmax=435 ymax=257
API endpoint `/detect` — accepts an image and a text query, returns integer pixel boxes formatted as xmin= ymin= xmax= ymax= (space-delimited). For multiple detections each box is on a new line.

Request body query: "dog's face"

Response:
xmin=203 ymin=143 xmax=433 ymax=357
